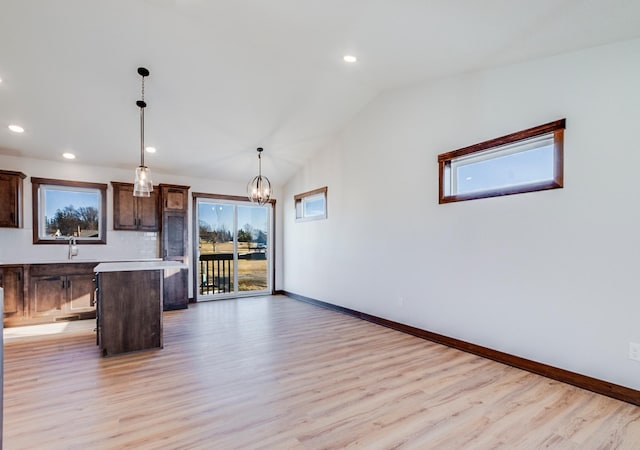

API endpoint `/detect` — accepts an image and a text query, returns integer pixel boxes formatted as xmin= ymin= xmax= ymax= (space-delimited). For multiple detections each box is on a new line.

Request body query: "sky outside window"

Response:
xmin=44 ymin=189 xmax=99 ymax=220
xmin=198 ymin=201 xmax=267 ymax=235
xmin=455 ymin=144 xmax=554 ymax=195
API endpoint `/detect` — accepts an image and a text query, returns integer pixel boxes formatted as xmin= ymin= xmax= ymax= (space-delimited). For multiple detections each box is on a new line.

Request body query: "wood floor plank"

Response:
xmin=3 ymin=295 xmax=640 ymax=449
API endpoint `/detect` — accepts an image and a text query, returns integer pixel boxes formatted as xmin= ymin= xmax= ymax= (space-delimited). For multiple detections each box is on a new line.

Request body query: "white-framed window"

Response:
xmin=295 ymin=186 xmax=327 ymax=221
xmin=31 ymin=177 xmax=107 ymax=244
xmin=438 ymin=119 xmax=565 ymax=203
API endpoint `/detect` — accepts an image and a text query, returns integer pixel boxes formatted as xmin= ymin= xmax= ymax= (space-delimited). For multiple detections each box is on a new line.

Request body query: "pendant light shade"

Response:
xmin=247 ymin=147 xmax=271 ymax=205
xmin=133 ymin=166 xmax=152 ymax=197
xmin=133 ymin=67 xmax=153 ymax=197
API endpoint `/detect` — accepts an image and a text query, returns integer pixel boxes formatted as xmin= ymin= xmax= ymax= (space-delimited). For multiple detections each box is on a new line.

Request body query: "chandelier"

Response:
xmin=247 ymin=147 xmax=271 ymax=205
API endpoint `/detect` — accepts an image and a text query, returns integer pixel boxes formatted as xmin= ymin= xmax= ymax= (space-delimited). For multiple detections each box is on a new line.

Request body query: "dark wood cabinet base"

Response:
xmin=163 ymin=268 xmax=188 ymax=310
xmin=2 ymin=263 xmax=96 ymax=327
xmin=96 ymin=270 xmax=163 ymax=357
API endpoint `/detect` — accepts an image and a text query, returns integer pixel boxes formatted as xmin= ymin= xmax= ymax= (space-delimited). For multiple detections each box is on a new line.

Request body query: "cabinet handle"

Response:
xmin=62 ymin=280 xmax=65 ymax=289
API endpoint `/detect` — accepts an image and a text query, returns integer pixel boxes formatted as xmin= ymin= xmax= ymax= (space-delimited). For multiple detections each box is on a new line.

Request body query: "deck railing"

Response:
xmin=199 ymin=253 xmax=233 ymax=295
xmin=199 ymin=250 xmax=268 ymax=295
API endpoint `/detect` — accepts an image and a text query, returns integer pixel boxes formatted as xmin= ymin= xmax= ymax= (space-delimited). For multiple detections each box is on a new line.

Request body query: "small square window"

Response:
xmin=438 ymin=119 xmax=565 ymax=203
xmin=294 ymin=187 xmax=327 ymax=221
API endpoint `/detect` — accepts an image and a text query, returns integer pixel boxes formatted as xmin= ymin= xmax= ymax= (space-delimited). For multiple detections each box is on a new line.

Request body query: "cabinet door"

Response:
xmin=0 ymin=172 xmax=22 ymax=228
xmin=137 ymin=189 xmax=159 ymax=231
xmin=113 ymin=182 xmax=159 ymax=231
xmin=1 ymin=267 xmax=25 ymax=320
xmin=163 ymin=212 xmax=187 ymax=259
xmin=163 ymin=268 xmax=188 ymax=310
xmin=30 ymin=275 xmax=66 ymax=318
xmin=66 ymin=274 xmax=95 ymax=314
xmin=162 ymin=186 xmax=187 ymax=211
xmin=113 ymin=183 xmax=137 ymax=230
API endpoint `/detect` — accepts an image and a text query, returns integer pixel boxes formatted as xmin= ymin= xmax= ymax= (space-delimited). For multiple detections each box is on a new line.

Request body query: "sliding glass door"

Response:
xmin=196 ymin=196 xmax=271 ymax=299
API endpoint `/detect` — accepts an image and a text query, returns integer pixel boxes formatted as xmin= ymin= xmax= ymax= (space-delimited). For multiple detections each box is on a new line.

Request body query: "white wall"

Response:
xmin=283 ymin=38 xmax=640 ymax=390
xmin=0 ymin=154 xmax=284 ymax=297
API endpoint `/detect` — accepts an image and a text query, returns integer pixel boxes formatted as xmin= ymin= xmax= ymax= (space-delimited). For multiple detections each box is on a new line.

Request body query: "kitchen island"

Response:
xmin=94 ymin=260 xmax=187 ymax=357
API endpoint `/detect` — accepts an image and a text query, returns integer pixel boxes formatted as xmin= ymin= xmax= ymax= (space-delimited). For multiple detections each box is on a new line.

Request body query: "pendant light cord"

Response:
xmin=139 ymin=75 xmax=146 ymax=168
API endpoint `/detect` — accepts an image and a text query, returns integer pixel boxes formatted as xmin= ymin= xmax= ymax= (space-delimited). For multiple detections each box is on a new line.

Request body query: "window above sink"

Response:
xmin=31 ymin=177 xmax=107 ymax=244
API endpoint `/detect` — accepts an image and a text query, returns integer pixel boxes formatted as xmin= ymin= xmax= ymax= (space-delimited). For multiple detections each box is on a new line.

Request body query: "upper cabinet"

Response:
xmin=112 ymin=182 xmax=159 ymax=231
xmin=161 ymin=184 xmax=188 ymax=212
xmin=0 ymin=170 xmax=26 ymax=228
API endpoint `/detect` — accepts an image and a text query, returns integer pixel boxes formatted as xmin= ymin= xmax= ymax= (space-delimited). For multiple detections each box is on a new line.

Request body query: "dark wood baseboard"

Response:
xmin=283 ymin=291 xmax=640 ymax=407
xmin=273 ymin=289 xmax=286 ymax=296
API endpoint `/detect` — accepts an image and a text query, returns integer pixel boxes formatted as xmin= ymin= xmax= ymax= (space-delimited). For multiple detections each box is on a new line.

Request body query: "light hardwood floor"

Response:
xmin=3 ymin=295 xmax=640 ymax=449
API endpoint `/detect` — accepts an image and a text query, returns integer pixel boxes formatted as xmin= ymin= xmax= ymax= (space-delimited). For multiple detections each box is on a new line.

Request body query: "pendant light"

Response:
xmin=247 ymin=147 xmax=271 ymax=205
xmin=133 ymin=67 xmax=153 ymax=197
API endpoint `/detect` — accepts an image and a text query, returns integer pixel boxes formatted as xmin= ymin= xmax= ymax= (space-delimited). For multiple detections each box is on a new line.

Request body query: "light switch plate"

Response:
xmin=629 ymin=342 xmax=640 ymax=362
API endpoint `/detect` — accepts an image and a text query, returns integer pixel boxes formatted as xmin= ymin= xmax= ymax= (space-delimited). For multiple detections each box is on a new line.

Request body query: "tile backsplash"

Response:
xmin=0 ymin=228 xmax=159 ymax=264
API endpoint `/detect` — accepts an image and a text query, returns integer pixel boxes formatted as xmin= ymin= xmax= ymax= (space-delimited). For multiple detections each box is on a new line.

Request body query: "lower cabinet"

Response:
xmin=96 ymin=269 xmax=163 ymax=356
xmin=2 ymin=261 xmax=191 ymax=326
xmin=30 ymin=271 xmax=95 ymax=319
xmin=0 ymin=266 xmax=25 ymax=326
xmin=2 ymin=263 xmax=96 ymax=326
xmin=163 ymin=268 xmax=188 ymax=310
xmin=30 ymin=274 xmax=66 ymax=318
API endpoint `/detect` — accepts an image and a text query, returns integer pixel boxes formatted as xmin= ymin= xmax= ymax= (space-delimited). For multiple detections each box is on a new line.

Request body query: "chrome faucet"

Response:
xmin=68 ymin=237 xmax=78 ymax=260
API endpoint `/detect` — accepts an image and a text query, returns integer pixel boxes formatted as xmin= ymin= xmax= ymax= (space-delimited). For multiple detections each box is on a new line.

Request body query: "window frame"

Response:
xmin=438 ymin=119 xmax=565 ymax=204
xmin=294 ymin=186 xmax=328 ymax=222
xmin=31 ymin=177 xmax=108 ymax=244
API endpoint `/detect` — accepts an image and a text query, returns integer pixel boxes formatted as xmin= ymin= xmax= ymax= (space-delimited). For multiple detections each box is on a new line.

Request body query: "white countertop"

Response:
xmin=94 ymin=261 xmax=187 ymax=272
xmin=1 ymin=258 xmax=164 ymax=266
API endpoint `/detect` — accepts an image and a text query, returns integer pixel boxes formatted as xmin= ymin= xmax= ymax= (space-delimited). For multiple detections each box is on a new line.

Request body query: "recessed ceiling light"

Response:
xmin=8 ymin=124 xmax=24 ymax=133
xmin=343 ymin=55 xmax=357 ymax=63
xmin=62 ymin=152 xmax=76 ymax=160
xmin=145 ymin=146 xmax=156 ymax=153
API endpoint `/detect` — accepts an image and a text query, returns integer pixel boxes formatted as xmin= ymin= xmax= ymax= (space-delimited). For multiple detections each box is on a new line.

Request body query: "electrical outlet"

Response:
xmin=629 ymin=342 xmax=640 ymax=362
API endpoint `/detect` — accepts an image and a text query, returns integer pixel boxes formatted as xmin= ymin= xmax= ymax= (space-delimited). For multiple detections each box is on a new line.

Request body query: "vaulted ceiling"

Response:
xmin=1 ymin=0 xmax=639 ymax=185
